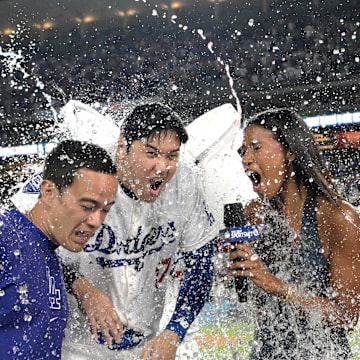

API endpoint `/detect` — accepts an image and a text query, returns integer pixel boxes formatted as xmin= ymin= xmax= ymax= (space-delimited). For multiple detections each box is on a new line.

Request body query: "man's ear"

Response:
xmin=117 ymin=136 xmax=127 ymax=160
xmin=39 ymin=180 xmax=58 ymax=205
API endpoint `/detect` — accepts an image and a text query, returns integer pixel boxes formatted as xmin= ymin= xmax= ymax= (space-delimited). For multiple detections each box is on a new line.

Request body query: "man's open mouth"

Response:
xmin=75 ymin=230 xmax=93 ymax=242
xmin=76 ymin=230 xmax=91 ymax=236
xmin=150 ymin=179 xmax=164 ymax=191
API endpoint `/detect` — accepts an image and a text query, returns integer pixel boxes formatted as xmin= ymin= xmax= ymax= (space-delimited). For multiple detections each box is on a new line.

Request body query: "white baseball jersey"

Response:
xmin=59 ymin=160 xmax=217 ymax=359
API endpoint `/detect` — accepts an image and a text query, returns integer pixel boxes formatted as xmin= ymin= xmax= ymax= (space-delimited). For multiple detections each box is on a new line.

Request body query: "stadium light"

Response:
xmin=34 ymin=21 xmax=55 ymax=30
xmin=74 ymin=15 xmax=96 ymax=24
xmin=1 ymin=27 xmax=14 ymax=35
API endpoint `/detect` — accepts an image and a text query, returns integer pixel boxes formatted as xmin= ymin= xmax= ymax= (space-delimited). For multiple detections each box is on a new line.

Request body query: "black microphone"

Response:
xmin=222 ymin=203 xmax=260 ymax=302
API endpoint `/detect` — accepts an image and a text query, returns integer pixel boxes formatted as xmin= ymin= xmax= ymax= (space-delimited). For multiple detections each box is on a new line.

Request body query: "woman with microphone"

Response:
xmin=230 ymin=108 xmax=360 ymax=359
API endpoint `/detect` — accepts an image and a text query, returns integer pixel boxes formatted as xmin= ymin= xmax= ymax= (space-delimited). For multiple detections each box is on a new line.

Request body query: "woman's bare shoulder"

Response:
xmin=317 ymin=195 xmax=359 ymax=224
xmin=317 ymin=195 xmax=360 ymax=255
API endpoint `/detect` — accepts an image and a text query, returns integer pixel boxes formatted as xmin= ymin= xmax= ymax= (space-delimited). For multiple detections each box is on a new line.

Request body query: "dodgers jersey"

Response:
xmin=0 ymin=209 xmax=68 ymax=359
xmin=59 ymin=160 xmax=216 ymax=353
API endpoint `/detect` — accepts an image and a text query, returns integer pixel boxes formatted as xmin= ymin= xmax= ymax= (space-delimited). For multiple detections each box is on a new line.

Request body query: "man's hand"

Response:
xmin=72 ymin=277 xmax=123 ymax=345
xmin=140 ymin=329 xmax=180 ymax=360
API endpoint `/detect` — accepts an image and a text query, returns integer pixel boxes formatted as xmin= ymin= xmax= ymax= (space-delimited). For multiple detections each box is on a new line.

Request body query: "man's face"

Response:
xmin=45 ymin=169 xmax=118 ymax=252
xmin=118 ymin=130 xmax=181 ymax=202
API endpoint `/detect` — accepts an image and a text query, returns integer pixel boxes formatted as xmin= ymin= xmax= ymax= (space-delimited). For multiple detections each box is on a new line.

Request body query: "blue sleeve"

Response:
xmin=0 ymin=216 xmax=22 ymax=327
xmin=165 ymin=239 xmax=216 ymax=341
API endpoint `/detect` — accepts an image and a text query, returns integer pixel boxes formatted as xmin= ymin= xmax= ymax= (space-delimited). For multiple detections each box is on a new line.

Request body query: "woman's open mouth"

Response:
xmin=246 ymin=170 xmax=262 ymax=192
xmin=246 ymin=170 xmax=261 ymax=185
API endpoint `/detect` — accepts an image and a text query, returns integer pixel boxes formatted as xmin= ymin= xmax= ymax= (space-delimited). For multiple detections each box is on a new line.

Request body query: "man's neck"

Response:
xmin=119 ymin=180 xmax=138 ymax=200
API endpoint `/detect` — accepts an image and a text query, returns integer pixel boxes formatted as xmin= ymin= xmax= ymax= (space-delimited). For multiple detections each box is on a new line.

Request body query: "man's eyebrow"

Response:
xmin=145 ymin=144 xmax=180 ymax=153
xmin=79 ymin=198 xmax=116 ymax=206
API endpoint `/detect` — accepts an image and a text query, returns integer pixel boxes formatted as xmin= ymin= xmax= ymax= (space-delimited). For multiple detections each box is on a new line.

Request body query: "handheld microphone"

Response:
xmin=221 ymin=203 xmax=260 ymax=302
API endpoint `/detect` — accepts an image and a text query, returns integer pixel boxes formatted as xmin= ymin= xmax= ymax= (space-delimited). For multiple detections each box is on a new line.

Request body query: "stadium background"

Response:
xmin=1 ymin=1 xmax=360 ymax=357
xmin=0 ymin=0 xmax=359 ymax=205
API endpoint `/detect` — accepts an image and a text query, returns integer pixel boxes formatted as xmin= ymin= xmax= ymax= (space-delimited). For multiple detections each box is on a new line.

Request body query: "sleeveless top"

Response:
xmin=248 ymin=190 xmax=352 ymax=360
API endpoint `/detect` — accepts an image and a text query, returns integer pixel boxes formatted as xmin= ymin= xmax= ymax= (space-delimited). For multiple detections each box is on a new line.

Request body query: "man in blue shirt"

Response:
xmin=0 ymin=140 xmax=118 ymax=359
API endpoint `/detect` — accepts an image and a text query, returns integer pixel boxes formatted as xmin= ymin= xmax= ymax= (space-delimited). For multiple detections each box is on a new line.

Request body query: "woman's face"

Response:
xmin=240 ymin=124 xmax=292 ymax=200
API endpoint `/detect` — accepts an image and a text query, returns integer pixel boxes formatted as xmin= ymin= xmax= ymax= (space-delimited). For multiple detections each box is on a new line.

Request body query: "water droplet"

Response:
xmin=12 ymin=346 xmax=20 ymax=354
xmin=24 ymin=313 xmax=32 ymax=322
xmin=17 ymin=284 xmax=28 ymax=294
xmin=250 ymin=254 xmax=259 ymax=261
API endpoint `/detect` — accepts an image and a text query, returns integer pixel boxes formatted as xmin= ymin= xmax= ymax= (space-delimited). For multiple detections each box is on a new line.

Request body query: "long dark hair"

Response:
xmin=244 ymin=108 xmax=341 ymax=203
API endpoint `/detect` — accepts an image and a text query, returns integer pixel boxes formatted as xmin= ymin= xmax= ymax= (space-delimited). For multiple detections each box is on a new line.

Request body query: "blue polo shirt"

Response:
xmin=0 ymin=209 xmax=68 ymax=359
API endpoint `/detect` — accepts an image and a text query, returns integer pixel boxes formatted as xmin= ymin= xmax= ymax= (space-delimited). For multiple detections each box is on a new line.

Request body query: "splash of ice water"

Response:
xmin=201 ymin=30 xmax=242 ymax=122
xmin=0 ymin=45 xmax=58 ymax=125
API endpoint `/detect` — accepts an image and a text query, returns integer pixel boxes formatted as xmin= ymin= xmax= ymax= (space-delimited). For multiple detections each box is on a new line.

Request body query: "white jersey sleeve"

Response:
xmin=164 ymin=161 xmax=217 ymax=252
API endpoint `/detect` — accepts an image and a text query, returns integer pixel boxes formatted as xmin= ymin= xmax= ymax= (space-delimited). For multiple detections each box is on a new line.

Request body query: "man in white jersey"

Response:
xmin=59 ymin=103 xmax=217 ymax=359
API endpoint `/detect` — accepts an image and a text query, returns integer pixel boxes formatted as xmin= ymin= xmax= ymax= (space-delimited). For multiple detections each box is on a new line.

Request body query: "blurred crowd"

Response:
xmin=0 ymin=3 xmax=359 ymax=145
xmin=0 ymin=3 xmax=359 ymax=207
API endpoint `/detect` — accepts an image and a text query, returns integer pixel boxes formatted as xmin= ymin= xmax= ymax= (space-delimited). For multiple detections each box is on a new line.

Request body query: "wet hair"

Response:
xmin=243 ymin=108 xmax=341 ymax=203
xmin=43 ymin=140 xmax=117 ymax=192
xmin=120 ymin=103 xmax=188 ymax=151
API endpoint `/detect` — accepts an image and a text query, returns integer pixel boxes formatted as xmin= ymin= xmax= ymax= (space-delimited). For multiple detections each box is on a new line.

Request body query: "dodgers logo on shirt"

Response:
xmin=84 ymin=223 xmax=178 ymax=271
xmin=47 ymin=266 xmax=61 ymax=310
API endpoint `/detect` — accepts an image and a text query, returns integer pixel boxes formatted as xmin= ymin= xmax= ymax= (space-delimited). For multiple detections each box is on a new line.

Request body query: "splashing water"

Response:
xmin=182 ymin=23 xmax=242 ymax=126
xmin=205 ymin=36 xmax=242 ymax=124
xmin=1 ymin=2 xmax=360 ymax=359
xmin=0 ymin=43 xmax=58 ymax=125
